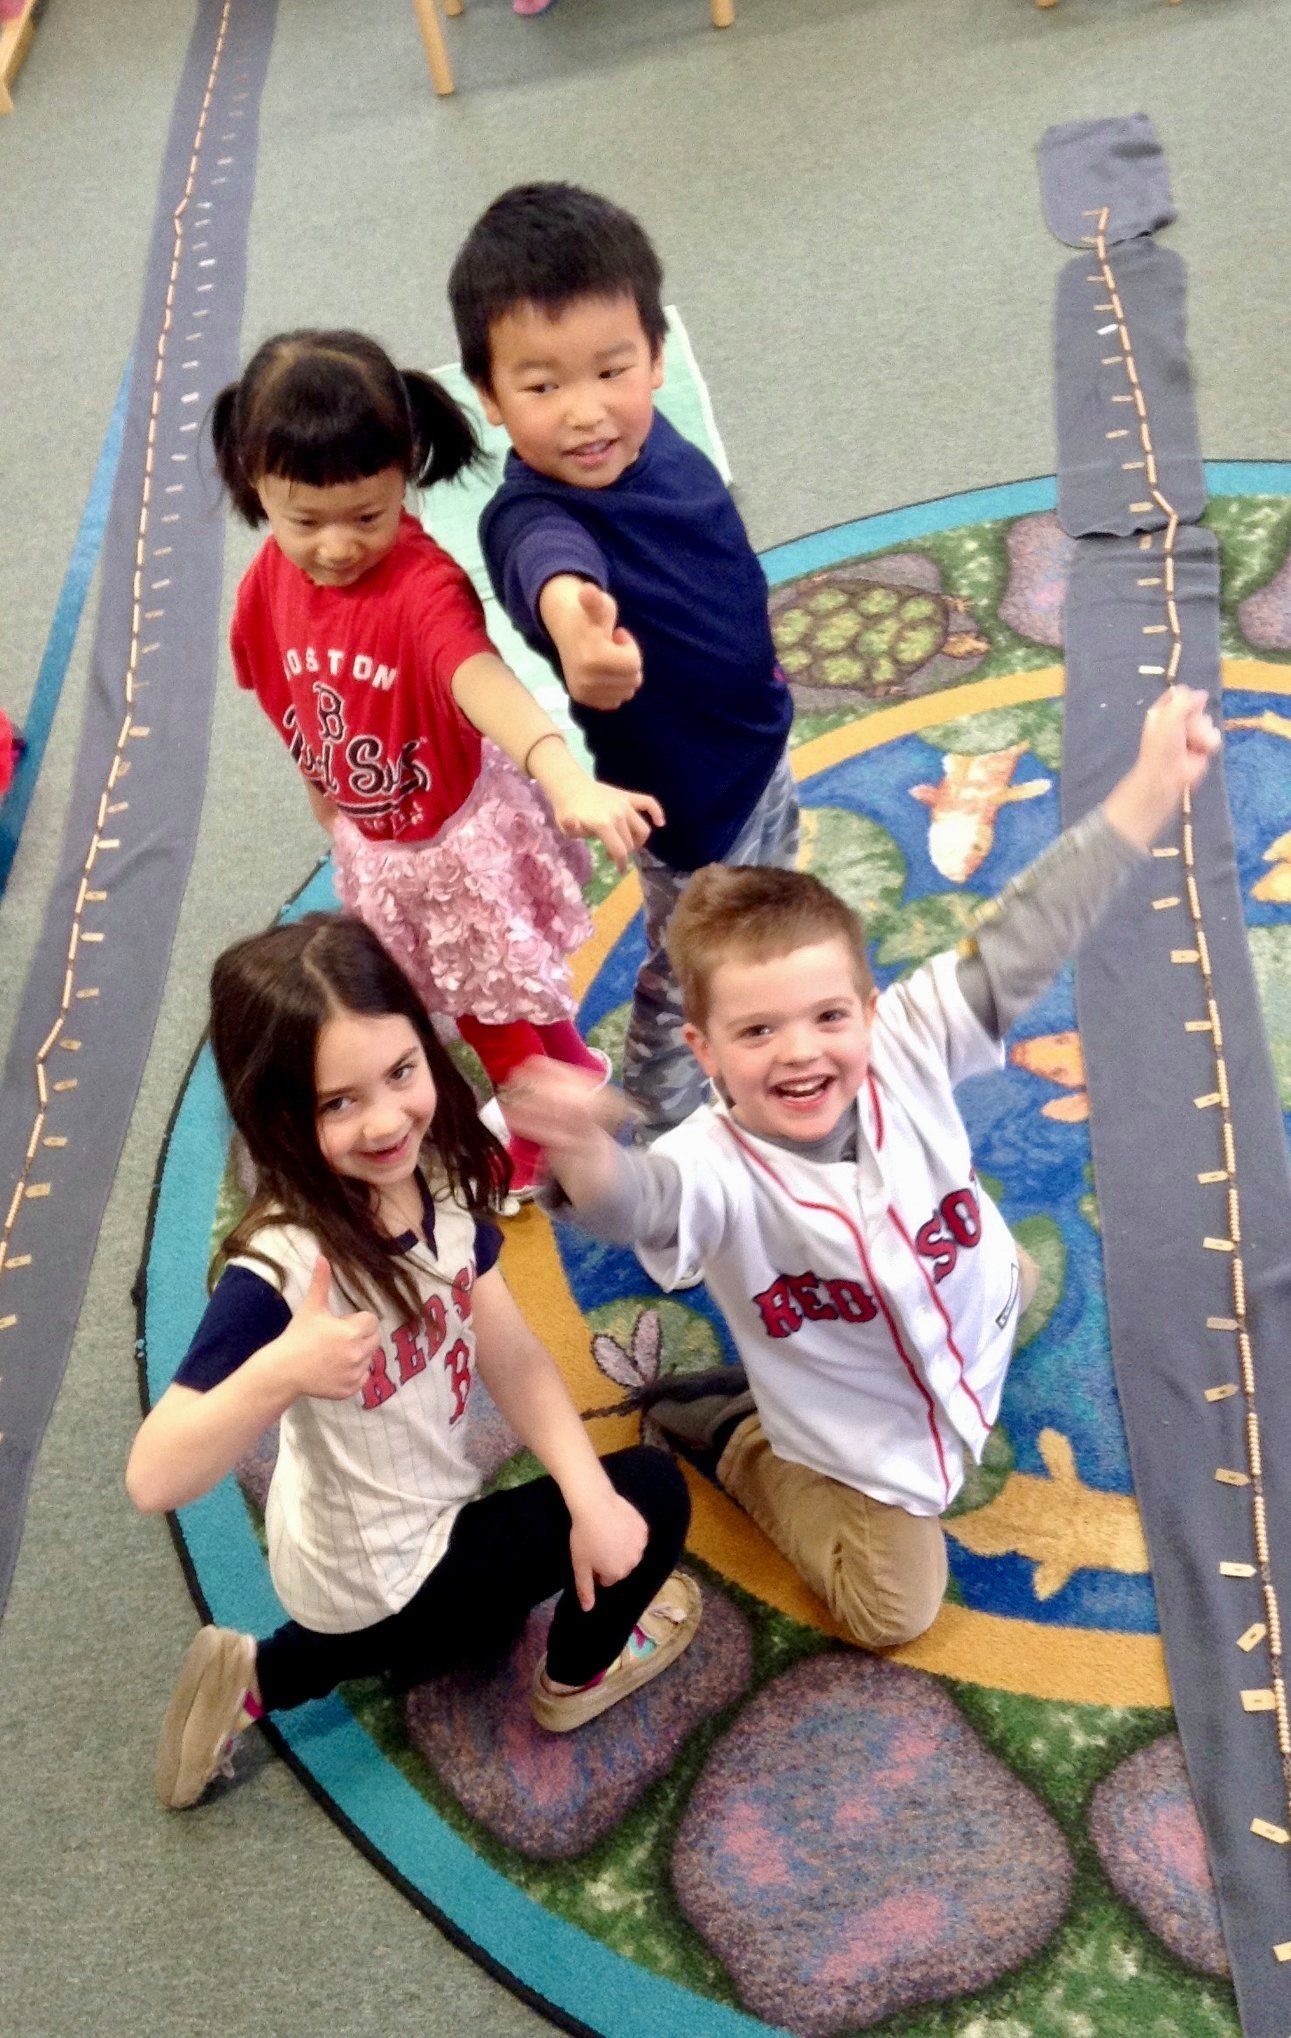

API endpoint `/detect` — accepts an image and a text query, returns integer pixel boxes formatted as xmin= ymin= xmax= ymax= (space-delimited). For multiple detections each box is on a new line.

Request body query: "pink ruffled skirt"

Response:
xmin=333 ymin=741 xmax=592 ymax=1027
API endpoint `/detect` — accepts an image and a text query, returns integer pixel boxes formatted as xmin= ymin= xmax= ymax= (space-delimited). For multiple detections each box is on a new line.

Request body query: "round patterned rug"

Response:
xmin=140 ymin=469 xmax=1291 ymax=2037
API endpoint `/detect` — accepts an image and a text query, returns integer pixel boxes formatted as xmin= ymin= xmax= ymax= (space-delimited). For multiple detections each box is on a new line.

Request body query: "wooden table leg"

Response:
xmin=710 ymin=0 xmax=734 ymax=25
xmin=444 ymin=0 xmax=463 ymax=21
xmin=411 ymin=0 xmax=455 ymax=95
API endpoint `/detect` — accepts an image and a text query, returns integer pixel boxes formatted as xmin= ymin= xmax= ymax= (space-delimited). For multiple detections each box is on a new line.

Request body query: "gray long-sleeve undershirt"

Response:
xmin=551 ymin=806 xmax=1145 ymax=1254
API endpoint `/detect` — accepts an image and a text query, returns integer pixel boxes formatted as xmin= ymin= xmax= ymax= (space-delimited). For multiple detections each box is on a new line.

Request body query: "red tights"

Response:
xmin=455 ymin=1016 xmax=603 ymax=1173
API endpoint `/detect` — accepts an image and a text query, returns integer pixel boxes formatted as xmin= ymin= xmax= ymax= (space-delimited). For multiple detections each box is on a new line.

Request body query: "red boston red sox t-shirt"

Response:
xmin=230 ymin=512 xmax=496 ymax=843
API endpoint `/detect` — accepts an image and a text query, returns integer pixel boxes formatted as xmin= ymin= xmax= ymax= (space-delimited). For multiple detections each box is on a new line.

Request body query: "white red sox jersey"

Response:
xmin=636 ymin=952 xmax=1021 ymax=1516
xmin=177 ymin=1183 xmax=498 ymax=1633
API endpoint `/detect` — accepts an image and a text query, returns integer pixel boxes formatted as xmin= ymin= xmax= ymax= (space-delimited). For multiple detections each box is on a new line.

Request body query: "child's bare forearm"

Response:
xmin=450 ymin=649 xmax=563 ymax=773
xmin=537 ymin=573 xmax=593 ymax=647
xmin=125 ymin=1344 xmax=296 ymax=1515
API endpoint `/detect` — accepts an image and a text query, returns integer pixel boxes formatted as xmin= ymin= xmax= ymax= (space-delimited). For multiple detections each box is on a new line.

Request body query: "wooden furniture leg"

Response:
xmin=411 ymin=0 xmax=455 ymax=95
xmin=711 ymin=0 xmax=735 ymax=24
xmin=444 ymin=0 xmax=463 ymax=21
xmin=0 ymin=0 xmax=41 ymax=114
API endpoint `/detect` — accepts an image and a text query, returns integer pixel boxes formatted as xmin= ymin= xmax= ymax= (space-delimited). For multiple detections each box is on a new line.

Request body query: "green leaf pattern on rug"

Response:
xmin=921 ymin=701 xmax=1063 ymax=771
xmin=797 ymin=804 xmax=906 ymax=938
xmin=1012 ymin=1214 xmax=1065 ymax=1352
xmin=1080 ymin=1162 xmax=1101 ymax=1235
xmin=586 ymin=1294 xmax=725 ymax=1389
xmin=1246 ymin=925 xmax=1291 ymax=1108
xmin=1205 ymin=495 xmax=1291 ymax=613
xmin=875 ymin=890 xmax=988 ymax=971
xmin=946 ymin=1423 xmax=1015 ymax=1520
xmin=587 ymin=999 xmax=629 ymax=1082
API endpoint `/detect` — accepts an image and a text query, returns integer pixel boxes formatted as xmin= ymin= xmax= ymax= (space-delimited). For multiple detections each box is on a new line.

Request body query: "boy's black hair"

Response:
xmin=448 ymin=184 xmax=667 ymax=391
xmin=210 ymin=329 xmax=482 ymax=526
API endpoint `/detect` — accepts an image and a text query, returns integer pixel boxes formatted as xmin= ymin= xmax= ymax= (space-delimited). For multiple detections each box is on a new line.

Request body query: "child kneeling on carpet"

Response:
xmin=213 ymin=328 xmax=663 ymax=1198
xmin=449 ymin=184 xmax=798 ymax=1142
xmin=127 ymin=914 xmax=698 ymax=1810
xmin=502 ymin=689 xmax=1218 ymax=1651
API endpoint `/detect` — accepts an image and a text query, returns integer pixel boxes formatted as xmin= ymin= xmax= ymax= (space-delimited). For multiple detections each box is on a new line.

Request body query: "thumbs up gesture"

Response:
xmin=540 ymin=576 xmax=644 ymax=711
xmin=278 ymin=1255 xmax=382 ymax=1401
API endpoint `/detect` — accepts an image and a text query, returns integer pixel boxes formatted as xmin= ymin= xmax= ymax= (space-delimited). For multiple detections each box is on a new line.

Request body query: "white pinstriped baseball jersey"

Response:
xmin=232 ymin=1187 xmax=486 ymax=1633
xmin=638 ymin=951 xmax=1022 ymax=1516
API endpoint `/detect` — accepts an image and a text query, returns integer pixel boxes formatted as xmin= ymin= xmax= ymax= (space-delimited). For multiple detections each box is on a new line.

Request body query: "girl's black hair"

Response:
xmin=448 ymin=183 xmax=667 ymax=392
xmin=211 ymin=329 xmax=483 ymax=526
xmin=210 ymin=913 xmax=509 ymax=1322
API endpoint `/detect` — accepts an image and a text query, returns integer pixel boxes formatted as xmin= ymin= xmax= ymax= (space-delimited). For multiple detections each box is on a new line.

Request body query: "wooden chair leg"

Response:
xmin=411 ymin=0 xmax=455 ymax=95
xmin=711 ymin=0 xmax=734 ymax=25
xmin=444 ymin=0 xmax=463 ymax=21
xmin=1035 ymin=0 xmax=1061 ymax=10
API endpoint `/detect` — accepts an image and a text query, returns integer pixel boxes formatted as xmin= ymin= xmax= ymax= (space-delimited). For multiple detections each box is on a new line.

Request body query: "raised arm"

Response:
xmin=959 ymin=686 xmax=1220 ymax=1038
xmin=450 ymin=650 xmax=662 ymax=871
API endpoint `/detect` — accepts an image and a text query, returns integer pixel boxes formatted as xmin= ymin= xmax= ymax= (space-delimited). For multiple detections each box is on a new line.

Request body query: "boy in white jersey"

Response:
xmin=503 ymin=689 xmax=1218 ymax=1649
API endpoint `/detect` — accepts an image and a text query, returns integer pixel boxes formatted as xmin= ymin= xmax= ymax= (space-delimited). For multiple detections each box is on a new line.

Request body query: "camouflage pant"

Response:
xmin=622 ymin=748 xmax=800 ymax=1138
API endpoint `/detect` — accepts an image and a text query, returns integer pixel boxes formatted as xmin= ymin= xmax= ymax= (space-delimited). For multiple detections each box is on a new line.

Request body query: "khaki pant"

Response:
xmin=716 ymin=1246 xmax=1038 ymax=1650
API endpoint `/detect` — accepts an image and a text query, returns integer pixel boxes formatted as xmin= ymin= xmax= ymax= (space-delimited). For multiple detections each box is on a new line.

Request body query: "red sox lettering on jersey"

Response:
xmin=754 ymin=1186 xmax=984 ymax=1339
xmin=283 ymin=680 xmax=431 ymax=829
xmin=636 ymin=952 xmax=1023 ymax=1518
xmin=361 ymin=1262 xmax=474 ymax=1422
xmin=241 ymin=1192 xmax=487 ymax=1633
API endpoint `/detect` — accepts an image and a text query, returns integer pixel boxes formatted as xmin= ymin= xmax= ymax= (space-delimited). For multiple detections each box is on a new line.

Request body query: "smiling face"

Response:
xmin=477 ymin=293 xmax=664 ymax=490
xmin=683 ymin=937 xmax=880 ymax=1144
xmin=256 ymin=466 xmax=405 ymax=588
xmin=315 ymin=1009 xmax=437 ymax=1202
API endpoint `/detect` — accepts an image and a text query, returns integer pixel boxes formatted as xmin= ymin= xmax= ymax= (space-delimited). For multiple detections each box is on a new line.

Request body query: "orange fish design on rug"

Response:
xmin=910 ymin=746 xmax=1051 ymax=882
xmin=946 ymin=1429 xmax=1150 ymax=1600
xmin=1249 ymin=826 xmax=1291 ymax=904
xmin=1009 ymin=1030 xmax=1089 ymax=1121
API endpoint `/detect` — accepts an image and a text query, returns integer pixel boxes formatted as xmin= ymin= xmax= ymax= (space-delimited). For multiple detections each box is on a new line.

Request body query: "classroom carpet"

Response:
xmin=139 ymin=463 xmax=1291 ymax=2038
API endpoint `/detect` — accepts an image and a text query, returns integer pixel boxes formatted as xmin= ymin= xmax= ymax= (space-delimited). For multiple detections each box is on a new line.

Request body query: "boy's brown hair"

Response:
xmin=667 ymin=865 xmax=875 ymax=1030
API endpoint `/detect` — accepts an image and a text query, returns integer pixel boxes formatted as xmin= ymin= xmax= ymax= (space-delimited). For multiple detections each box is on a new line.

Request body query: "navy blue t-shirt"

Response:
xmin=176 ymin=1188 xmax=503 ymax=1391
xmin=479 ymin=413 xmax=792 ymax=872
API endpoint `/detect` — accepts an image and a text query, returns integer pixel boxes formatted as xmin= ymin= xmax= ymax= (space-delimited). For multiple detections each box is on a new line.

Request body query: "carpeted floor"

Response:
xmin=5 ymin=0 xmax=1291 ymax=2032
xmin=140 ymin=474 xmax=1291 ymax=2035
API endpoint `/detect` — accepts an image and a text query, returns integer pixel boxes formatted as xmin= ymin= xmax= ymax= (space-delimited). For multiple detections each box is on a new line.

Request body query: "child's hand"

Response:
xmin=547 ymin=778 xmax=665 ymax=872
xmin=1104 ymin=687 xmax=1221 ymax=851
xmin=545 ymin=581 xmax=644 ymax=711
xmin=501 ymin=1057 xmax=631 ymax=1157
xmin=275 ymin=1255 xmax=382 ymax=1401
xmin=567 ymin=1486 xmax=650 ymax=1611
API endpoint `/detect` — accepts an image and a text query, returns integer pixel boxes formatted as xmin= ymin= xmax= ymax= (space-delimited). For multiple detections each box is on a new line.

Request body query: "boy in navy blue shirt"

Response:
xmin=449 ymin=184 xmax=797 ymax=1137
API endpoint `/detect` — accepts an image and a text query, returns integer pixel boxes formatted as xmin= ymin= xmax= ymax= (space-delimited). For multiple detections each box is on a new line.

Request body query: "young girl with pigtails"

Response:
xmin=212 ymin=329 xmax=661 ymax=1195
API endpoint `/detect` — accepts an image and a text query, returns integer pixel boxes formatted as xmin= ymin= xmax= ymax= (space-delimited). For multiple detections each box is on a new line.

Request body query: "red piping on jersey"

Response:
xmin=885 ymin=1205 xmax=990 ymax=1435
xmin=721 ymin=1118 xmax=951 ymax=1505
xmin=866 ymin=1072 xmax=884 ymax=1150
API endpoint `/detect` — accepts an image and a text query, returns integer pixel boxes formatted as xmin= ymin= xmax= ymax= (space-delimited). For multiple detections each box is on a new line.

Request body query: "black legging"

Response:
xmin=255 ymin=1446 xmax=690 ymax=1712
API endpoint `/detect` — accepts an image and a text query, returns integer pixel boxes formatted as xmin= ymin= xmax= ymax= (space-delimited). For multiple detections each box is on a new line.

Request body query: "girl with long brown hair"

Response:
xmin=128 ymin=914 xmax=697 ymax=1809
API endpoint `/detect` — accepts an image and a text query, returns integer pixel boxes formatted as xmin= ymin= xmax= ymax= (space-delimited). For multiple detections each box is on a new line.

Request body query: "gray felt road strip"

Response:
xmin=1048 ymin=119 xmax=1291 ymax=2028
xmin=1039 ymin=115 xmax=1177 ymax=249
xmin=1062 ymin=530 xmax=1291 ymax=2034
xmin=0 ymin=0 xmax=277 ymax=1621
xmin=1056 ymin=239 xmax=1205 ymax=537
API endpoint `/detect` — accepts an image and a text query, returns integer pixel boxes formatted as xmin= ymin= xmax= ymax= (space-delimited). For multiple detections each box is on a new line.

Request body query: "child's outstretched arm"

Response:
xmin=471 ymin=1266 xmax=648 ymax=1609
xmin=502 ymin=1060 xmax=703 ymax=1273
xmin=959 ymin=687 xmax=1220 ymax=1039
xmin=450 ymin=650 xmax=663 ymax=871
xmin=1102 ymin=684 xmax=1219 ymax=848
xmin=126 ymin=1257 xmax=379 ymax=1515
